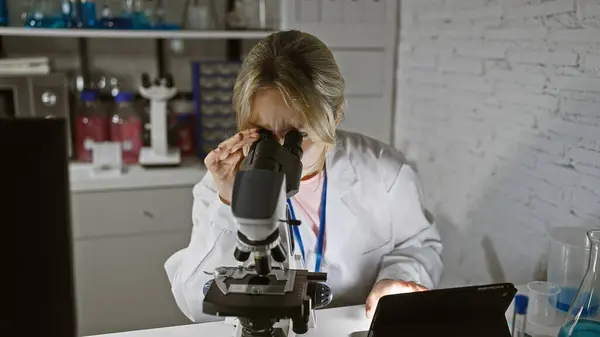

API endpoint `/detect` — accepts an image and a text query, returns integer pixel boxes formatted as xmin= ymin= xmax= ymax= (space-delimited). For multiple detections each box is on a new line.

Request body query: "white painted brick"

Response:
xmin=548 ymin=28 xmax=600 ymax=43
xmin=448 ymin=0 xmax=488 ymax=9
xmin=571 ymin=187 xmax=600 ymax=217
xmin=414 ymin=42 xmax=455 ymax=56
xmin=405 ymin=68 xmax=446 ymax=85
xmin=561 ymin=97 xmax=600 ymax=116
xmin=582 ymin=3 xmax=600 ymax=17
xmin=567 ymin=147 xmax=600 ymax=170
xmin=406 ymin=51 xmax=437 ymax=69
xmin=547 ymin=119 xmax=600 ymax=143
xmin=485 ymin=26 xmax=548 ymax=40
xmin=495 ymin=90 xmax=559 ymax=110
xmin=456 ymin=42 xmax=509 ymax=59
xmin=582 ymin=54 xmax=600 ymax=69
xmin=419 ymin=9 xmax=453 ymax=22
xmin=507 ymin=50 xmax=578 ymax=66
xmin=505 ymin=0 xmax=575 ymax=20
xmin=439 ymin=56 xmax=484 ymax=75
xmin=439 ymin=26 xmax=485 ymax=39
xmin=486 ymin=69 xmax=548 ymax=87
xmin=550 ymin=75 xmax=600 ymax=92
xmin=454 ymin=6 xmax=503 ymax=21
xmin=398 ymin=0 xmax=600 ymax=286
xmin=535 ymin=163 xmax=582 ymax=188
xmin=579 ymin=174 xmax=600 ymax=196
xmin=444 ymin=74 xmax=493 ymax=93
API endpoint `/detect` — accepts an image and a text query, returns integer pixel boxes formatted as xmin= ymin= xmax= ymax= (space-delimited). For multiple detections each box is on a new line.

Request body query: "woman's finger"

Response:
xmin=365 ymin=294 xmax=378 ymax=319
xmin=219 ymin=150 xmax=243 ymax=168
xmin=219 ymin=129 xmax=258 ymax=148
xmin=204 ymin=148 xmax=221 ymax=171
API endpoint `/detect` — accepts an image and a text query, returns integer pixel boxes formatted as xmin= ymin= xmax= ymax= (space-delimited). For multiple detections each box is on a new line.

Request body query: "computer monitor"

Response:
xmin=1 ymin=118 xmax=77 ymax=337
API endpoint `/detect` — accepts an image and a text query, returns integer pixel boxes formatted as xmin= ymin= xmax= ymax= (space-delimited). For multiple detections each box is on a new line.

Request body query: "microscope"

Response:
xmin=202 ymin=129 xmax=332 ymax=337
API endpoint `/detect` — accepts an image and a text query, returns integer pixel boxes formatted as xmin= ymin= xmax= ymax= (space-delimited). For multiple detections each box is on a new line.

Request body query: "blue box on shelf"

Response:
xmin=192 ymin=60 xmax=242 ymax=159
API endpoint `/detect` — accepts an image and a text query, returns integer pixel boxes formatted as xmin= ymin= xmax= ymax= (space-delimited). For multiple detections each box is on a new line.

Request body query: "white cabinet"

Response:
xmin=71 ymin=187 xmax=195 ymax=336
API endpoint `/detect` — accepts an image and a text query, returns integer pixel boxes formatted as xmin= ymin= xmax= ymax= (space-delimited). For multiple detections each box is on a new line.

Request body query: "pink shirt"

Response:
xmin=290 ymin=172 xmax=326 ymax=251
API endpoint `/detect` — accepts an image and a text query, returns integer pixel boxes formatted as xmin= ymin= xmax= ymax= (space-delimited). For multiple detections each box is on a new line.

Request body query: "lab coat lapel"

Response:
xmin=324 ymin=134 xmax=361 ymax=265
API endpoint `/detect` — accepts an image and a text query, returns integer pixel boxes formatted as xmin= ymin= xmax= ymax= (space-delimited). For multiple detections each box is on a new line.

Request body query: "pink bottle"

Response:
xmin=75 ymin=91 xmax=108 ymax=162
xmin=109 ymin=92 xmax=143 ymax=164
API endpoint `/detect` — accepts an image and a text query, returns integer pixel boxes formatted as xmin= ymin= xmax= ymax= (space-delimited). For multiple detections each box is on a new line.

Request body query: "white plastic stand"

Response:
xmin=138 ymin=78 xmax=180 ymax=167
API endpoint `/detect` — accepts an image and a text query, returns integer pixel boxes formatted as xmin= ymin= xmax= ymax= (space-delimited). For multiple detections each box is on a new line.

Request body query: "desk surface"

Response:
xmin=89 ymin=285 xmax=562 ymax=337
xmin=88 ymin=305 xmax=372 ymax=337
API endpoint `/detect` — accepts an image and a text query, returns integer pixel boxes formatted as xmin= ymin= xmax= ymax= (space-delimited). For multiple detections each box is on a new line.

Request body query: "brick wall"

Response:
xmin=395 ymin=0 xmax=600 ymax=286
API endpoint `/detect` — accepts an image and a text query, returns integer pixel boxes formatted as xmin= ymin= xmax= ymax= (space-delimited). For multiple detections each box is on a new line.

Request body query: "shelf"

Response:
xmin=0 ymin=27 xmax=277 ymax=40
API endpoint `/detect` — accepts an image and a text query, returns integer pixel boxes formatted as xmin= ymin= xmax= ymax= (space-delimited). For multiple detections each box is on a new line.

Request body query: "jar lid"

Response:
xmin=115 ymin=92 xmax=134 ymax=103
xmin=80 ymin=90 xmax=98 ymax=101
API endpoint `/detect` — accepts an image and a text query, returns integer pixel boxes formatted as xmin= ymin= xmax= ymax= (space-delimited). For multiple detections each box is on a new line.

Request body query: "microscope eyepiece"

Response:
xmin=283 ymin=130 xmax=303 ymax=159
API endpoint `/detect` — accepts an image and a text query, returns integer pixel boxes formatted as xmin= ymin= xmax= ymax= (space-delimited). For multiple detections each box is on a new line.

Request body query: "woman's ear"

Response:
xmin=334 ymin=109 xmax=344 ymax=126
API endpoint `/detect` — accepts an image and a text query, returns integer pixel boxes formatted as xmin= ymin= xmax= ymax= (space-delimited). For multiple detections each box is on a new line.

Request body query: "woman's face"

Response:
xmin=248 ymin=88 xmax=323 ymax=176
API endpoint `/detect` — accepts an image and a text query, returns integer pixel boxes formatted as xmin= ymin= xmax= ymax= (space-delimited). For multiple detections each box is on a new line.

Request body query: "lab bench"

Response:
xmin=69 ymin=159 xmax=207 ymax=336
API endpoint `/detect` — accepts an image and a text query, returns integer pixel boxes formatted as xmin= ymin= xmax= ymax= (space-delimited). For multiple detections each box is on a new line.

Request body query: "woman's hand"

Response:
xmin=365 ymin=279 xmax=428 ymax=319
xmin=204 ymin=129 xmax=260 ymax=203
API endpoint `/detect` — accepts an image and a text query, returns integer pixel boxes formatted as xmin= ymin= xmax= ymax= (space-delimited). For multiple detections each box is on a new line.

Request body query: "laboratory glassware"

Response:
xmin=548 ymin=227 xmax=591 ymax=313
xmin=558 ymin=229 xmax=600 ymax=337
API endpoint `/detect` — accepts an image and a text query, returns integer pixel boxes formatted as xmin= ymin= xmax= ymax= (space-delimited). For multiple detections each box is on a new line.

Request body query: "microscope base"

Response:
xmin=139 ymin=147 xmax=181 ymax=167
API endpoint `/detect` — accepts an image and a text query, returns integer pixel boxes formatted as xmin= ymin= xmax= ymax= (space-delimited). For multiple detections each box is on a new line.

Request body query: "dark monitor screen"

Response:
xmin=1 ymin=118 xmax=77 ymax=337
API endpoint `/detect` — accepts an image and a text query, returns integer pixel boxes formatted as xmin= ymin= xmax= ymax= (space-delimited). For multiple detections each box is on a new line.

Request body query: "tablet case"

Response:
xmin=367 ymin=283 xmax=517 ymax=337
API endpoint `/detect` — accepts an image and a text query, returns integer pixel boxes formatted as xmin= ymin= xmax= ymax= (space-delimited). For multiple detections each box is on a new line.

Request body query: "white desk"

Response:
xmin=87 ymin=305 xmax=371 ymax=337
xmin=89 ymin=285 xmax=562 ymax=337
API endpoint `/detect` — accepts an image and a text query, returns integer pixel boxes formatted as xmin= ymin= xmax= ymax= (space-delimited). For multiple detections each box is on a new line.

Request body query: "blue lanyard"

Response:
xmin=286 ymin=170 xmax=328 ymax=272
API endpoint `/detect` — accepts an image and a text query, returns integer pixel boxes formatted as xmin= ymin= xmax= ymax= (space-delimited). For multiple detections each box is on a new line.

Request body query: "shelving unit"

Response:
xmin=0 ymin=27 xmax=276 ymax=40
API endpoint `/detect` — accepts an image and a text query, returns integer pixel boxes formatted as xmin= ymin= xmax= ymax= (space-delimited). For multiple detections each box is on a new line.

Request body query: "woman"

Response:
xmin=165 ymin=30 xmax=443 ymax=323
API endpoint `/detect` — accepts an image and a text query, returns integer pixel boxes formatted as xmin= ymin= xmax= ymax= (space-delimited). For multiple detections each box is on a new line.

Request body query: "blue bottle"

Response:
xmin=0 ymin=0 xmax=8 ymax=26
xmin=80 ymin=0 xmax=97 ymax=28
xmin=60 ymin=0 xmax=75 ymax=28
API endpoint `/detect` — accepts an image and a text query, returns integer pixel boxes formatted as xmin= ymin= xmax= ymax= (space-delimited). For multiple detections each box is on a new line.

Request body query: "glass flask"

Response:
xmin=558 ymin=229 xmax=600 ymax=337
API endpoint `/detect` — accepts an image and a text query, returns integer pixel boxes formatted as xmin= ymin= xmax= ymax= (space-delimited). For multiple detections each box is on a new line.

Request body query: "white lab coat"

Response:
xmin=164 ymin=130 xmax=444 ymax=323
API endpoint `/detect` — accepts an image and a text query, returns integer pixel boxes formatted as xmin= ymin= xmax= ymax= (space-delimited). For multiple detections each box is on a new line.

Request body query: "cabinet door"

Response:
xmin=73 ymin=231 xmax=191 ymax=336
xmin=71 ymin=187 xmax=194 ymax=239
xmin=283 ymin=0 xmax=398 ymax=145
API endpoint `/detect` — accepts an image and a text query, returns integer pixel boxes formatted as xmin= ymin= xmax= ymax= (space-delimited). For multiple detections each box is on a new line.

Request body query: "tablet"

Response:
xmin=367 ymin=283 xmax=517 ymax=337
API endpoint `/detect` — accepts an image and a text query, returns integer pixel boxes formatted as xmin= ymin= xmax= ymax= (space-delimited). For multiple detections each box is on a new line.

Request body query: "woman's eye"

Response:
xmin=300 ymin=132 xmax=309 ymax=138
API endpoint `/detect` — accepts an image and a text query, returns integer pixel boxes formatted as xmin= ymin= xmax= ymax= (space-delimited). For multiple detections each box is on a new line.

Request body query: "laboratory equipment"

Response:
xmin=184 ymin=0 xmax=213 ymax=30
xmin=172 ymin=99 xmax=196 ymax=157
xmin=2 ymin=118 xmax=77 ymax=337
xmin=24 ymin=0 xmax=62 ymax=28
xmin=0 ymin=0 xmax=9 ymax=26
xmin=527 ymin=281 xmax=561 ymax=327
xmin=109 ymin=92 xmax=142 ymax=164
xmin=75 ymin=90 xmax=108 ymax=162
xmin=138 ymin=73 xmax=180 ymax=166
xmin=192 ymin=60 xmax=241 ymax=158
xmin=367 ymin=283 xmax=517 ymax=337
xmin=60 ymin=0 xmax=75 ymax=27
xmin=512 ymin=294 xmax=528 ymax=337
xmin=80 ymin=0 xmax=97 ymax=27
xmin=202 ymin=129 xmax=331 ymax=337
xmin=558 ymin=229 xmax=600 ymax=337
xmin=548 ymin=227 xmax=591 ymax=313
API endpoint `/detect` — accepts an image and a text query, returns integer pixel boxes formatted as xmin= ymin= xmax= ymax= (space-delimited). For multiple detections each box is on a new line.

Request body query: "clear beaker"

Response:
xmin=548 ymin=227 xmax=591 ymax=313
xmin=558 ymin=229 xmax=600 ymax=337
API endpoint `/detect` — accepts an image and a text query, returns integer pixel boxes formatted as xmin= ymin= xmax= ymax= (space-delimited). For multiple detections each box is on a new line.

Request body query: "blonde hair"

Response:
xmin=233 ymin=30 xmax=345 ymax=175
